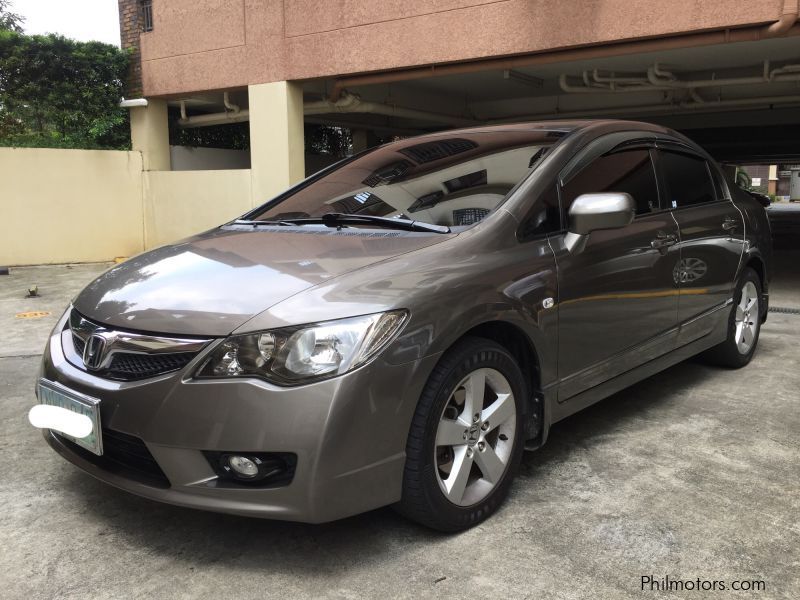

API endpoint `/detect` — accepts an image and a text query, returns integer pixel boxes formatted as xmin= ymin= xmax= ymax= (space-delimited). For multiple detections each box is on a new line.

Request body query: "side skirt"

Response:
xmin=549 ymin=324 xmax=726 ymax=424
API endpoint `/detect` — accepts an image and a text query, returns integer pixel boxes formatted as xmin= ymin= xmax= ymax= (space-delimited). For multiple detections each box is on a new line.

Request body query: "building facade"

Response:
xmin=116 ymin=0 xmax=800 ymax=219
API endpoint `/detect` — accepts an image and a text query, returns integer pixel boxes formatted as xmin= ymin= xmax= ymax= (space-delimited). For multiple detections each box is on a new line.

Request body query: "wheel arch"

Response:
xmin=453 ymin=320 xmax=545 ymax=442
xmin=745 ymin=254 xmax=766 ymax=292
xmin=743 ymin=252 xmax=769 ymax=321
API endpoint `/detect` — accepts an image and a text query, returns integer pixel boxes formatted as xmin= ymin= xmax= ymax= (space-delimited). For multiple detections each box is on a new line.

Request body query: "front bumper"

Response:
xmin=38 ymin=314 xmax=438 ymax=523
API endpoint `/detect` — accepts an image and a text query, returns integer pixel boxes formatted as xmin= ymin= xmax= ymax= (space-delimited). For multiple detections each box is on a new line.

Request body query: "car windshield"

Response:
xmin=245 ymin=128 xmax=568 ymax=229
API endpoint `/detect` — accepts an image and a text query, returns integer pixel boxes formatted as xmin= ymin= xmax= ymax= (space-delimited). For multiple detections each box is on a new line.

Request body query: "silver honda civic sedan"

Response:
xmin=31 ymin=120 xmax=771 ymax=531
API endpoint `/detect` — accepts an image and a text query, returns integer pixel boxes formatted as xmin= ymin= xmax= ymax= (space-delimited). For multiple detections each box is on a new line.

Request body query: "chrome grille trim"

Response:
xmin=66 ymin=309 xmax=212 ymax=380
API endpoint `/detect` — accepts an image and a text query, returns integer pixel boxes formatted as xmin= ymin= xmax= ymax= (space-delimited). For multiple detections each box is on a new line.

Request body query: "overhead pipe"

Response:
xmin=561 ymin=61 xmax=800 ymax=94
xmin=178 ymin=98 xmax=250 ymax=127
xmin=327 ymin=21 xmax=800 ymax=101
xmin=591 ymin=69 xmax=649 ymax=85
xmin=489 ymin=93 xmax=800 ymax=123
xmin=177 ymin=91 xmax=476 ymax=128
xmin=560 ymin=73 xmax=672 ymax=93
xmin=646 ymin=61 xmax=777 ymax=89
xmin=762 ymin=0 xmax=799 ymax=38
xmin=304 ymin=92 xmax=479 ymax=127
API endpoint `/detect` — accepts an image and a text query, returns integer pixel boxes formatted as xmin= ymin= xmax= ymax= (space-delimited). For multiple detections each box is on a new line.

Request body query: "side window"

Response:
xmin=659 ymin=151 xmax=717 ymax=208
xmin=561 ymin=149 xmax=659 ymax=217
xmin=518 ymin=184 xmax=560 ymax=240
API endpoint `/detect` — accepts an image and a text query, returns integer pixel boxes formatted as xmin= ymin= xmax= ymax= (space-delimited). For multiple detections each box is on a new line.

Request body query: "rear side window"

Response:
xmin=561 ymin=149 xmax=660 ymax=216
xmin=659 ymin=151 xmax=717 ymax=208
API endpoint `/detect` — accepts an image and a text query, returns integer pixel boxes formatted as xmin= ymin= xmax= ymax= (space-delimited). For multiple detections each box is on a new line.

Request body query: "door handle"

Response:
xmin=722 ymin=217 xmax=738 ymax=231
xmin=650 ymin=233 xmax=678 ymax=249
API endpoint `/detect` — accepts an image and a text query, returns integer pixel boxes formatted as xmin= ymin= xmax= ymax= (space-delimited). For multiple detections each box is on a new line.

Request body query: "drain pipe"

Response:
xmin=763 ymin=0 xmax=799 ymax=37
xmin=222 ymin=92 xmax=240 ymax=114
xmin=178 ymin=96 xmax=250 ymax=128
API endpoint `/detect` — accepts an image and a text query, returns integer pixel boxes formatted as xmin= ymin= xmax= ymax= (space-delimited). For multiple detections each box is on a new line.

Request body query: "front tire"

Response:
xmin=395 ymin=337 xmax=526 ymax=532
xmin=702 ymin=267 xmax=762 ymax=368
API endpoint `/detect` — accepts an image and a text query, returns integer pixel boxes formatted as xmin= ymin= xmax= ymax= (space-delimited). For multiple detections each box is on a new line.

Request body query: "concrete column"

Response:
xmin=351 ymin=128 xmax=379 ymax=154
xmin=130 ymin=99 xmax=170 ymax=171
xmin=248 ymin=81 xmax=305 ymax=207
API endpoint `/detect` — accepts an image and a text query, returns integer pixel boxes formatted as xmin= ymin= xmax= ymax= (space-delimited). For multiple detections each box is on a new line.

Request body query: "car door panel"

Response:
xmin=553 ymin=213 xmax=680 ymax=400
xmin=656 ymin=150 xmax=746 ymax=344
xmin=553 ymin=147 xmax=680 ymax=402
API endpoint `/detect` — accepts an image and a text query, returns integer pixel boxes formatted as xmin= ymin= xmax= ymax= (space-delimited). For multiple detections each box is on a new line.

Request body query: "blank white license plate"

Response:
xmin=37 ymin=379 xmax=103 ymax=456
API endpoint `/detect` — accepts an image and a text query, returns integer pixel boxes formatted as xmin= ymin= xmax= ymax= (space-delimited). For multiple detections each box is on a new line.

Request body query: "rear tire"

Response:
xmin=395 ymin=337 xmax=526 ymax=532
xmin=702 ymin=267 xmax=762 ymax=368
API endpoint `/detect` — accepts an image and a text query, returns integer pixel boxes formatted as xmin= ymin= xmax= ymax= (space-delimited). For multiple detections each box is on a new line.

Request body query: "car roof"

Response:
xmin=393 ymin=119 xmax=681 ymax=142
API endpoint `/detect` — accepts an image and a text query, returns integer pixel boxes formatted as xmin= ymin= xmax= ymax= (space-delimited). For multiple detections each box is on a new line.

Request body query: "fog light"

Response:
xmin=227 ymin=455 xmax=259 ymax=478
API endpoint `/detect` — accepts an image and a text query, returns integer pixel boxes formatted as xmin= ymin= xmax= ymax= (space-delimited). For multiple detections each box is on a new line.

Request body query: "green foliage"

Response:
xmin=305 ymin=124 xmax=352 ymax=157
xmin=735 ymin=168 xmax=752 ymax=190
xmin=168 ymin=112 xmax=250 ymax=150
xmin=0 ymin=31 xmax=131 ymax=149
xmin=0 ymin=0 xmax=24 ymax=33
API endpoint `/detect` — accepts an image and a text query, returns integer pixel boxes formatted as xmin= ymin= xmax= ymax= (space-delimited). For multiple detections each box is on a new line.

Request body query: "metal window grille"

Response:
xmin=140 ymin=0 xmax=153 ymax=32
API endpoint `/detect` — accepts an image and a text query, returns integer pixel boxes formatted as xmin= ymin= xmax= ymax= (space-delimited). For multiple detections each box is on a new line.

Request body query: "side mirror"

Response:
xmin=565 ymin=193 xmax=635 ymax=253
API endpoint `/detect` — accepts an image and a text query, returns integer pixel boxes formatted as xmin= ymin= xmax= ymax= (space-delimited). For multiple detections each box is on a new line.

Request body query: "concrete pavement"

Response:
xmin=0 ymin=258 xmax=798 ymax=599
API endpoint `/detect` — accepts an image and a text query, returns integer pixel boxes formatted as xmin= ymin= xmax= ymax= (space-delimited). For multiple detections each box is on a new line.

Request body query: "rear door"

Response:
xmin=655 ymin=147 xmax=745 ymax=343
xmin=552 ymin=146 xmax=680 ymax=401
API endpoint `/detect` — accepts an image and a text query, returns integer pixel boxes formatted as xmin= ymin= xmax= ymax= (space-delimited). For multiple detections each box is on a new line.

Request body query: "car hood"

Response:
xmin=73 ymin=227 xmax=450 ymax=336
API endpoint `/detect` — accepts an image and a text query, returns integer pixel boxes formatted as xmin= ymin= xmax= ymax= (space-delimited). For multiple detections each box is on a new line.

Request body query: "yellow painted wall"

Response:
xmin=0 ymin=148 xmax=255 ymax=265
xmin=143 ymin=169 xmax=252 ymax=248
xmin=0 ymin=147 xmax=145 ymax=265
xmin=249 ymin=81 xmax=305 ymax=205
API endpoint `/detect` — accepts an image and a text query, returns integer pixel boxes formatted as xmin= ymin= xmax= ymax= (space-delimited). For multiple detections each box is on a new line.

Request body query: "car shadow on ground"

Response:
xmin=61 ymin=359 xmax=717 ymax=571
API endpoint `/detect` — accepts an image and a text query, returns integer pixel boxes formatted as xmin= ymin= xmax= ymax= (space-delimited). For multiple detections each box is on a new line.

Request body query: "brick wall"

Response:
xmin=118 ymin=0 xmax=143 ymax=98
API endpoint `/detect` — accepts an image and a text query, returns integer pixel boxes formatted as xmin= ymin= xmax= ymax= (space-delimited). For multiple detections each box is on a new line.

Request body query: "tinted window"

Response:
xmin=561 ymin=149 xmax=659 ymax=216
xmin=248 ymin=130 xmax=566 ymax=229
xmin=519 ymin=184 xmax=560 ymax=240
xmin=659 ymin=151 xmax=717 ymax=208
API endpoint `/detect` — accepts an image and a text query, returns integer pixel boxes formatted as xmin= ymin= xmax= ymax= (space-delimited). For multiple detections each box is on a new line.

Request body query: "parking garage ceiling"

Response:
xmin=173 ymin=34 xmax=800 ymax=162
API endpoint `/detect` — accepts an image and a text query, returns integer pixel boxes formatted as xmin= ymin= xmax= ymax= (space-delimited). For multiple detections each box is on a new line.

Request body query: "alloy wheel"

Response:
xmin=734 ymin=281 xmax=759 ymax=355
xmin=434 ymin=368 xmax=516 ymax=506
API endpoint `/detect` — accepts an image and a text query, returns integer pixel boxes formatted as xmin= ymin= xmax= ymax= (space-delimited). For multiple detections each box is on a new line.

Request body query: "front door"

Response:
xmin=552 ymin=148 xmax=680 ymax=401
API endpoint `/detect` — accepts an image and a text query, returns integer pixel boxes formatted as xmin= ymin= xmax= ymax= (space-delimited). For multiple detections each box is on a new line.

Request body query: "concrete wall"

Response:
xmin=143 ymin=169 xmax=252 ymax=248
xmin=0 ymin=147 xmax=256 ymax=266
xmin=138 ymin=0 xmax=784 ymax=96
xmin=0 ymin=148 xmax=144 ymax=266
xmin=170 ymin=146 xmax=251 ymax=171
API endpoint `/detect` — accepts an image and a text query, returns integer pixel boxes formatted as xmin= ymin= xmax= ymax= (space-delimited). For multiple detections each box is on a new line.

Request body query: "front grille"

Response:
xmin=67 ymin=309 xmax=210 ymax=381
xmin=73 ymin=335 xmax=85 ymax=356
xmin=107 ymin=352 xmax=196 ymax=379
xmin=54 ymin=428 xmax=170 ymax=488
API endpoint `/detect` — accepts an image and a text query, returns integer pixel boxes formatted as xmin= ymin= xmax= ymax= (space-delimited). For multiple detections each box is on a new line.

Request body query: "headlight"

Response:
xmin=195 ymin=310 xmax=408 ymax=385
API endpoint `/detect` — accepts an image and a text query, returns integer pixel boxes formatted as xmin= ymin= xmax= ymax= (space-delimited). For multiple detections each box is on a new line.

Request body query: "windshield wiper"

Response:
xmin=231 ymin=214 xmax=451 ymax=234
xmin=231 ymin=219 xmax=298 ymax=227
xmin=292 ymin=213 xmax=451 ymax=234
